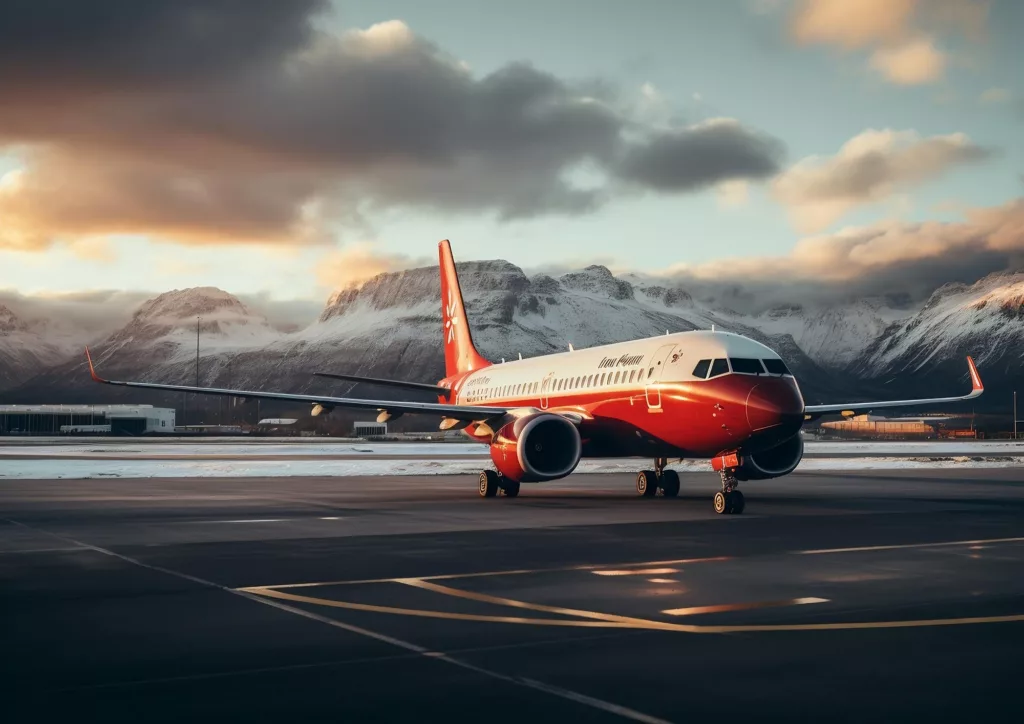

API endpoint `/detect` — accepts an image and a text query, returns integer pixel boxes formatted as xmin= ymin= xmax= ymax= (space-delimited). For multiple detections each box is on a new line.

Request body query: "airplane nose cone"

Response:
xmin=746 ymin=381 xmax=804 ymax=432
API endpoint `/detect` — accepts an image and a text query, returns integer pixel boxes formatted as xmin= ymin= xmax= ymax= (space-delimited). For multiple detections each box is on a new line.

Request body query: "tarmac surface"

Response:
xmin=4 ymin=468 xmax=1024 ymax=722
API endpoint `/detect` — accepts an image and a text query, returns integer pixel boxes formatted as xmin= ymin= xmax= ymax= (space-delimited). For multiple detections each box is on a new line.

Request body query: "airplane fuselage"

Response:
xmin=442 ymin=329 xmax=805 ymax=460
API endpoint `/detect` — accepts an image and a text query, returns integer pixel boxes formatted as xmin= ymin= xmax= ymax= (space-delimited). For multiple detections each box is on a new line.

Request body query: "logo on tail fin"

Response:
xmin=439 ymin=239 xmax=490 ymax=377
xmin=445 ymin=289 xmax=459 ymax=344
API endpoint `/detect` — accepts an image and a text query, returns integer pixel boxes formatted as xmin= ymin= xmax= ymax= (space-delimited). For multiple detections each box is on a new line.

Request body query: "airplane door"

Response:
xmin=644 ymin=344 xmax=677 ymax=411
xmin=540 ymin=373 xmax=553 ymax=409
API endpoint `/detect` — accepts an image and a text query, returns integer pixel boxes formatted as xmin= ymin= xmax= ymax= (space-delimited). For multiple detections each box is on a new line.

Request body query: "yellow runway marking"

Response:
xmin=796 ymin=536 xmax=1024 ymax=555
xmin=239 ymin=583 xmax=1024 ymax=634
xmin=396 ymin=578 xmax=658 ymax=626
xmin=252 ymin=556 xmax=729 ymax=591
xmin=662 ymin=597 xmax=828 ymax=617
xmin=241 ymin=586 xmax=647 ymax=629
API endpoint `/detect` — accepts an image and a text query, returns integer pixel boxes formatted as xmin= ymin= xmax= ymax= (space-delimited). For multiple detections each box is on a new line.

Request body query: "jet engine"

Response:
xmin=489 ymin=412 xmax=582 ymax=483
xmin=735 ymin=433 xmax=803 ymax=481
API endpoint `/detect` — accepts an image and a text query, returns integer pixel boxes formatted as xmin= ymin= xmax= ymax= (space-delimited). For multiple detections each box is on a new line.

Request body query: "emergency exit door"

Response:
xmin=645 ymin=344 xmax=677 ymax=411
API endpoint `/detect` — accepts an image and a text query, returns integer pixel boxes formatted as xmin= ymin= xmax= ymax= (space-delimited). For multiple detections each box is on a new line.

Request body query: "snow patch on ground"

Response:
xmin=2 ymin=440 xmax=1022 ymax=459
xmin=1 ymin=456 xmax=1021 ymax=480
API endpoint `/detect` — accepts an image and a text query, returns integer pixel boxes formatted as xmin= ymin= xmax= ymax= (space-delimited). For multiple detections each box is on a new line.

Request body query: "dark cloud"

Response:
xmin=615 ymin=119 xmax=784 ymax=191
xmin=0 ymin=0 xmax=325 ymax=95
xmin=0 ymin=3 xmax=786 ymax=249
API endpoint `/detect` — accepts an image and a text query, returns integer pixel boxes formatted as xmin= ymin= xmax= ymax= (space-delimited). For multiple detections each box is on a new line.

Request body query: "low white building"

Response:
xmin=0 ymin=404 xmax=175 ymax=435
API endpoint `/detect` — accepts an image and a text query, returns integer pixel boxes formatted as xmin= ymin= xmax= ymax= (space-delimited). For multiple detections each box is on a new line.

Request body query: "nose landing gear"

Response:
xmin=635 ymin=457 xmax=681 ymax=498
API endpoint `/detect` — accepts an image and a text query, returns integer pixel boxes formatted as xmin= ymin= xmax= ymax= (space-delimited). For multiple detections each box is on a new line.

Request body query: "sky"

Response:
xmin=0 ymin=0 xmax=1022 ymax=328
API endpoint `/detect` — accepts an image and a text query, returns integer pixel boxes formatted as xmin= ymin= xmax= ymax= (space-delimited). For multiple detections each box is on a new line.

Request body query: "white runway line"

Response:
xmin=189 ymin=519 xmax=290 ymax=524
xmin=795 ymin=536 xmax=1024 ymax=555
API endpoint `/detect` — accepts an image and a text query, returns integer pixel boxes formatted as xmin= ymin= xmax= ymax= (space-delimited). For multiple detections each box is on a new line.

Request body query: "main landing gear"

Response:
xmin=635 ymin=457 xmax=680 ymax=498
xmin=714 ymin=470 xmax=745 ymax=515
xmin=478 ymin=470 xmax=519 ymax=498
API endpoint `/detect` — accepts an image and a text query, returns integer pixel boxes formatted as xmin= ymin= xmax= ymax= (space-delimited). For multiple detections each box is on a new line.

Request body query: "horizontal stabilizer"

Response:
xmin=83 ymin=347 xmax=506 ymax=422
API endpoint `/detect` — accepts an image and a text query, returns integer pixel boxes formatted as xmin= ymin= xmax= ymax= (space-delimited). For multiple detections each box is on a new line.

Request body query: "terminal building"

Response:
xmin=818 ymin=413 xmax=972 ymax=439
xmin=0 ymin=405 xmax=176 ymax=435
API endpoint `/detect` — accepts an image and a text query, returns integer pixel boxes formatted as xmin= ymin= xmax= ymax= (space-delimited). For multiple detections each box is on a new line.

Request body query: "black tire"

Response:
xmin=501 ymin=480 xmax=520 ymax=498
xmin=661 ymin=470 xmax=680 ymax=498
xmin=713 ymin=490 xmax=728 ymax=514
xmin=478 ymin=470 xmax=498 ymax=498
xmin=637 ymin=470 xmax=657 ymax=497
xmin=728 ymin=490 xmax=745 ymax=514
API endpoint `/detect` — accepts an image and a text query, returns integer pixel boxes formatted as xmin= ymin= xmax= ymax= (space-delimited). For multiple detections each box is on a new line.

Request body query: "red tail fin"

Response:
xmin=439 ymin=240 xmax=489 ymax=377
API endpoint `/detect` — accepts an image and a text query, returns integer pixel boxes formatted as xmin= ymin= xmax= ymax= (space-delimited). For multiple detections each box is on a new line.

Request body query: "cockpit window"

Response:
xmin=762 ymin=358 xmax=790 ymax=375
xmin=729 ymin=358 xmax=765 ymax=375
xmin=692 ymin=359 xmax=711 ymax=379
xmin=708 ymin=358 xmax=729 ymax=378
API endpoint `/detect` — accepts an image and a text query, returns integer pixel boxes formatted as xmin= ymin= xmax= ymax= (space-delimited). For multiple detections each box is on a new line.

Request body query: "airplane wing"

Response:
xmin=804 ymin=356 xmax=983 ymax=416
xmin=84 ymin=348 xmax=506 ymax=422
xmin=312 ymin=371 xmax=450 ymax=397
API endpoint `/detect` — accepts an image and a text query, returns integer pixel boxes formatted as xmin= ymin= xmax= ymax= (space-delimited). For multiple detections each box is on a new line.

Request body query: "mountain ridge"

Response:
xmin=2 ymin=262 xmax=1018 ymax=415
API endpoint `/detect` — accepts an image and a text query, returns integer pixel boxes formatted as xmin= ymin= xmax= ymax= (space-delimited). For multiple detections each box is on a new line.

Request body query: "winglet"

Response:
xmin=966 ymin=355 xmax=983 ymax=394
xmin=84 ymin=346 xmax=106 ymax=383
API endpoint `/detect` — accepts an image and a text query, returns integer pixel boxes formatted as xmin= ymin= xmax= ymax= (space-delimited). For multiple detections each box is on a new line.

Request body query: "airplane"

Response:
xmin=84 ymin=239 xmax=984 ymax=514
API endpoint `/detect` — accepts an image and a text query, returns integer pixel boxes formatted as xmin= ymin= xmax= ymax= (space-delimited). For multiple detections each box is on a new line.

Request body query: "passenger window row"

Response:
xmin=465 ymin=367 xmax=645 ymax=402
xmin=690 ymin=357 xmax=791 ymax=379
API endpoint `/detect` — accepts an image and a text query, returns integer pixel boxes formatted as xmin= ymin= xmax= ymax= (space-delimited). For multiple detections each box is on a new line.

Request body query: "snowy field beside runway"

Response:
xmin=0 ymin=437 xmax=1022 ymax=478
xmin=2 ymin=439 xmax=1024 ymax=459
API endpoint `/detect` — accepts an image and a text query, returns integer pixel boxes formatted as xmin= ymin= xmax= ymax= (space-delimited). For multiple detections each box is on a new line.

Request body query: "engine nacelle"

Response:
xmin=489 ymin=412 xmax=582 ymax=483
xmin=735 ymin=433 xmax=804 ymax=481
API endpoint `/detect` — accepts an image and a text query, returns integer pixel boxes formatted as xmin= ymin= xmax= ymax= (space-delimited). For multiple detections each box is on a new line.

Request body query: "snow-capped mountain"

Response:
xmin=749 ymin=300 xmax=908 ymax=370
xmin=99 ymin=287 xmax=280 ymax=359
xmin=850 ymin=271 xmax=1024 ymax=400
xmin=0 ymin=304 xmax=99 ymax=390
xmin=9 ymin=288 xmax=282 ymax=405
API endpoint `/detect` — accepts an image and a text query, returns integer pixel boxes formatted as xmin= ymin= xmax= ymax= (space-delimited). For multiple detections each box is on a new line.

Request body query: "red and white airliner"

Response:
xmin=85 ymin=240 xmax=984 ymax=513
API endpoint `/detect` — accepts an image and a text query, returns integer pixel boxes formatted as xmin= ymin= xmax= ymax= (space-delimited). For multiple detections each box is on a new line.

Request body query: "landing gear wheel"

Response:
xmin=660 ymin=470 xmax=680 ymax=498
xmin=478 ymin=470 xmax=499 ymax=498
xmin=636 ymin=470 xmax=658 ymax=497
xmin=501 ymin=480 xmax=520 ymax=498
xmin=713 ymin=489 xmax=746 ymax=514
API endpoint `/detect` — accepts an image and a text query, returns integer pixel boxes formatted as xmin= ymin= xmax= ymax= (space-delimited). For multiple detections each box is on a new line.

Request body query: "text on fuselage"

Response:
xmin=598 ymin=354 xmax=645 ymax=369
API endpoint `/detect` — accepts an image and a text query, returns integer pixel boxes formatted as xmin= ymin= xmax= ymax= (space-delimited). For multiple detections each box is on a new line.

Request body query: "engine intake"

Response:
xmin=736 ymin=433 xmax=803 ymax=481
xmin=489 ymin=412 xmax=582 ymax=483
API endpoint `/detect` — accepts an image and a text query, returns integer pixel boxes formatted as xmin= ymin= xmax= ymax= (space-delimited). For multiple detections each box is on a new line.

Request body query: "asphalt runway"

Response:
xmin=4 ymin=469 xmax=1024 ymax=723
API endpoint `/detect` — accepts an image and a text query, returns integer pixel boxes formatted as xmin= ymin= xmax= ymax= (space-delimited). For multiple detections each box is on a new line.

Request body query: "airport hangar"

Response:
xmin=0 ymin=404 xmax=175 ymax=435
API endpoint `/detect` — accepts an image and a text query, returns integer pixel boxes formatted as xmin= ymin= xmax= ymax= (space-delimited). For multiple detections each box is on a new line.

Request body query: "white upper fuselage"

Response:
xmin=452 ymin=330 xmax=791 ymax=407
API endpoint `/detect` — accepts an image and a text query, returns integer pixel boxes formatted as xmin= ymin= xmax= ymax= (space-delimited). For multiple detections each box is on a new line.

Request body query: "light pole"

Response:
xmin=195 ymin=316 xmax=201 ymax=424
xmin=1014 ymin=391 xmax=1017 ymax=440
